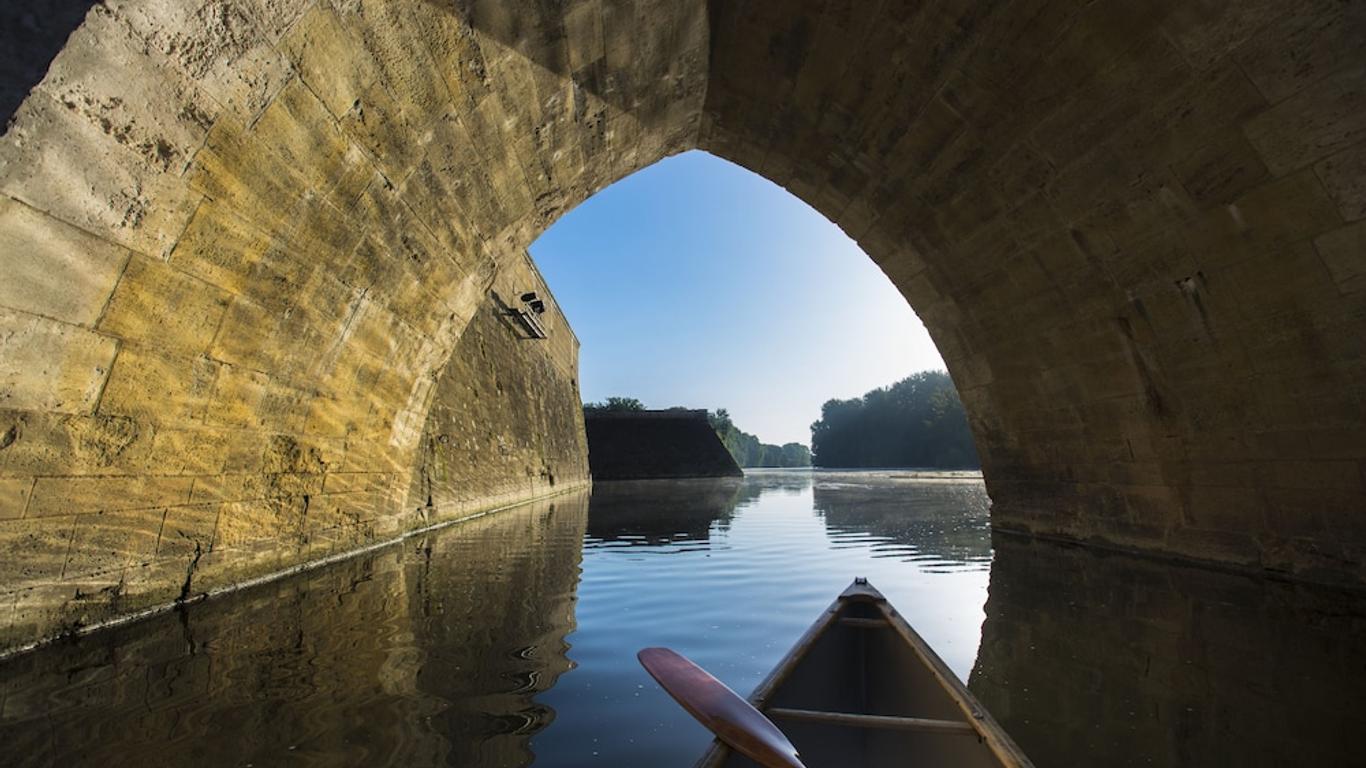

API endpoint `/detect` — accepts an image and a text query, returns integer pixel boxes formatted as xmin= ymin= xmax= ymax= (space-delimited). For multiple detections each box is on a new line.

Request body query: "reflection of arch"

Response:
xmin=1 ymin=2 xmax=1363 ymax=651
xmin=971 ymin=533 xmax=1366 ymax=767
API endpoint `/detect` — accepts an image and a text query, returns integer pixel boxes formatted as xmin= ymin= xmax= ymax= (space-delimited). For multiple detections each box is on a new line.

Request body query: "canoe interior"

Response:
xmin=711 ymin=597 xmax=1010 ymax=768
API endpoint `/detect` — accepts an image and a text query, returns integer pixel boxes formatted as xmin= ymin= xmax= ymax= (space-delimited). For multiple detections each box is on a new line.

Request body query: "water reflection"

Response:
xmin=0 ymin=494 xmax=589 ymax=768
xmin=1 ymin=472 xmax=1361 ymax=767
xmin=812 ymin=471 xmax=991 ymax=570
xmin=971 ymin=533 xmax=1366 ymax=768
xmin=584 ymin=478 xmax=744 ymax=550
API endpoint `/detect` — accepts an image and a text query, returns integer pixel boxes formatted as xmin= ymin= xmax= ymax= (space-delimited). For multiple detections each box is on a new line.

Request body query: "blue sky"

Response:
xmin=529 ymin=151 xmax=945 ymax=447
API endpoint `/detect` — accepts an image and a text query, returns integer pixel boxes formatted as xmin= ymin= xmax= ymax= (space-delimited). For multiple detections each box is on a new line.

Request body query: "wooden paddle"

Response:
xmin=639 ymin=647 xmax=807 ymax=768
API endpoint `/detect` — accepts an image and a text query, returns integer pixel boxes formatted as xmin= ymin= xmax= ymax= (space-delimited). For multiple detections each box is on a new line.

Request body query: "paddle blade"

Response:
xmin=639 ymin=647 xmax=806 ymax=768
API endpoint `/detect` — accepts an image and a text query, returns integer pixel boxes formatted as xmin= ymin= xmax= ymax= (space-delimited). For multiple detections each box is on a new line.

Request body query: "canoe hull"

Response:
xmin=694 ymin=580 xmax=1032 ymax=768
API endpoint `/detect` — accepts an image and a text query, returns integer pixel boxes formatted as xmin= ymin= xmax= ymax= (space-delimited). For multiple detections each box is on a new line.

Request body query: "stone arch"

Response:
xmin=0 ymin=0 xmax=1363 ymax=651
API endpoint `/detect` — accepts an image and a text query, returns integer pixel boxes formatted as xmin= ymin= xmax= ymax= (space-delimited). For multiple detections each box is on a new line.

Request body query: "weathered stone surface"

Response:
xmin=97 ymin=255 xmax=234 ymax=356
xmin=0 ymin=0 xmax=1364 ymax=653
xmin=408 ymin=252 xmax=589 ymax=517
xmin=1315 ymin=219 xmax=1366 ymax=294
xmin=0 ymin=309 xmax=117 ymax=415
xmin=0 ymin=477 xmax=33 ymax=520
xmin=0 ymin=196 xmax=130 ymax=326
xmin=1315 ymin=141 xmax=1366 ymax=222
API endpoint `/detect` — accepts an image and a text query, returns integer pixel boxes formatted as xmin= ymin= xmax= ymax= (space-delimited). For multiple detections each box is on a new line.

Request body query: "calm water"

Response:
xmin=0 ymin=470 xmax=1362 ymax=767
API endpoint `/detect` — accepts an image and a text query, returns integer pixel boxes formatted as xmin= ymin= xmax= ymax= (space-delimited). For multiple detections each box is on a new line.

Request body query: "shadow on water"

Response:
xmin=1 ymin=473 xmax=1363 ymax=767
xmin=582 ymin=471 xmax=816 ymax=549
xmin=971 ymin=533 xmax=1366 ymax=768
xmin=584 ymin=477 xmax=745 ymax=549
xmin=0 ymin=493 xmax=590 ymax=768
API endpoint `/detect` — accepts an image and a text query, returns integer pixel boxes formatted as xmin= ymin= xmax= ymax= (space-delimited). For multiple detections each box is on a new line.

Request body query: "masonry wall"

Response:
xmin=0 ymin=0 xmax=699 ymax=655
xmin=408 ymin=253 xmax=590 ymax=518
xmin=584 ymin=411 xmax=744 ymax=480
xmin=0 ymin=0 xmax=1364 ymax=651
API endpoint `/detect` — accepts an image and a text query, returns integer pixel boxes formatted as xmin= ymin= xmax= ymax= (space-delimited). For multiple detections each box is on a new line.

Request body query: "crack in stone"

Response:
xmin=177 ymin=542 xmax=203 ymax=604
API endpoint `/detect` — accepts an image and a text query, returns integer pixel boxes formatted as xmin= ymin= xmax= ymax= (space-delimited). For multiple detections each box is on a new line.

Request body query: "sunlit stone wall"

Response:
xmin=1 ymin=0 xmax=1364 ymax=651
xmin=408 ymin=252 xmax=589 ymax=517
xmin=0 ymin=0 xmax=696 ymax=653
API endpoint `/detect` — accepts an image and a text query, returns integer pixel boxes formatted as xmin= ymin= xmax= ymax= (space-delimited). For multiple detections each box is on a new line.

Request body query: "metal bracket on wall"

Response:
xmin=507 ymin=291 xmax=549 ymax=339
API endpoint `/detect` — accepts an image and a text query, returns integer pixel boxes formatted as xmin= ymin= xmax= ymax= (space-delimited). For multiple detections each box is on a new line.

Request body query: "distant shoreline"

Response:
xmin=744 ymin=466 xmax=984 ymax=478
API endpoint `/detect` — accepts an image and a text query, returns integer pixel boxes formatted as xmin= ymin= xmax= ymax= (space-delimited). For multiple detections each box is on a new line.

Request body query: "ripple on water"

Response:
xmin=0 ymin=470 xmax=990 ymax=768
xmin=7 ymin=469 xmax=1360 ymax=767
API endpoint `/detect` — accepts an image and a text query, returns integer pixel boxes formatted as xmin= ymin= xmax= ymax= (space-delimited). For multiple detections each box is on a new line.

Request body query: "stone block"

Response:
xmin=0 ymin=89 xmax=202 ymax=259
xmin=145 ymin=427 xmax=232 ymax=476
xmin=204 ymin=364 xmax=304 ymax=431
xmin=1234 ymin=0 xmax=1366 ymax=104
xmin=321 ymin=472 xmax=392 ymax=495
xmin=234 ymin=0 xmax=314 ymax=43
xmin=344 ymin=0 xmax=453 ymax=125
xmin=212 ymin=497 xmax=303 ymax=549
xmin=32 ymin=4 xmax=219 ymax=177
xmin=1315 ymin=141 xmax=1366 ymax=222
xmin=97 ymin=347 xmax=219 ymax=423
xmin=247 ymin=77 xmax=369 ymax=201
xmin=1196 ymin=170 xmax=1344 ymax=265
xmin=27 ymin=475 xmax=193 ymax=518
xmin=1162 ymin=0 xmax=1284 ymax=70
xmin=105 ymin=0 xmax=295 ymax=118
xmin=0 ymin=308 xmax=118 ymax=416
xmin=1185 ymin=484 xmax=1269 ymax=532
xmin=564 ymin=0 xmax=605 ymax=73
xmin=402 ymin=0 xmax=491 ymax=110
xmin=0 ymin=196 xmax=132 ymax=327
xmin=1315 ymin=220 xmax=1366 ymax=294
xmin=280 ymin=4 xmax=383 ymax=119
xmin=1260 ymin=460 xmax=1364 ymax=492
xmin=1173 ymin=134 xmax=1271 ymax=206
xmin=98 ymin=255 xmax=234 ymax=357
xmin=1245 ymin=64 xmax=1366 ymax=176
xmin=63 ymin=508 xmax=165 ymax=578
xmin=187 ymin=114 xmax=315 ymax=237
xmin=189 ymin=474 xmax=257 ymax=505
xmin=0 ymin=410 xmax=153 ymax=478
xmin=0 ymin=515 xmax=76 ymax=584
xmin=165 ymin=201 xmax=272 ymax=294
xmin=156 ymin=503 xmax=221 ymax=559
xmin=9 ymin=577 xmax=126 ymax=643
xmin=206 ymin=295 xmax=310 ymax=377
xmin=0 ymin=477 xmax=33 ymax=519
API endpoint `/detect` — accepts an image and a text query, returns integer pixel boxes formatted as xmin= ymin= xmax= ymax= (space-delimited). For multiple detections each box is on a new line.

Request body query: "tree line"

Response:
xmin=584 ymin=370 xmax=979 ymax=470
xmin=707 ymin=409 xmax=811 ymax=468
xmin=809 ymin=371 xmax=979 ymax=469
xmin=581 ymin=398 xmax=811 ymax=468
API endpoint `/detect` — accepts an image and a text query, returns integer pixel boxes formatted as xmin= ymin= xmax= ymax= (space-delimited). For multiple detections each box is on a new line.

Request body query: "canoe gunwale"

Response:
xmin=691 ymin=579 xmax=1034 ymax=768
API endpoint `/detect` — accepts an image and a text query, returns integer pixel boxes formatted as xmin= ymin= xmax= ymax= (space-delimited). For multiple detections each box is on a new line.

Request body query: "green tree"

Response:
xmin=583 ymin=396 xmax=646 ymax=413
xmin=809 ymin=371 xmax=979 ymax=469
xmin=709 ymin=409 xmax=811 ymax=468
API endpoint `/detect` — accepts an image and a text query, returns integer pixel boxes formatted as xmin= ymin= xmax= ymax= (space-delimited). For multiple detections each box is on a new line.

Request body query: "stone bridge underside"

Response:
xmin=0 ymin=0 xmax=1364 ymax=650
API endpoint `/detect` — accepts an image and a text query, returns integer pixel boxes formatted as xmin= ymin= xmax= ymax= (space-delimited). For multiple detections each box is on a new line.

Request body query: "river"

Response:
xmin=0 ymin=470 xmax=1360 ymax=767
